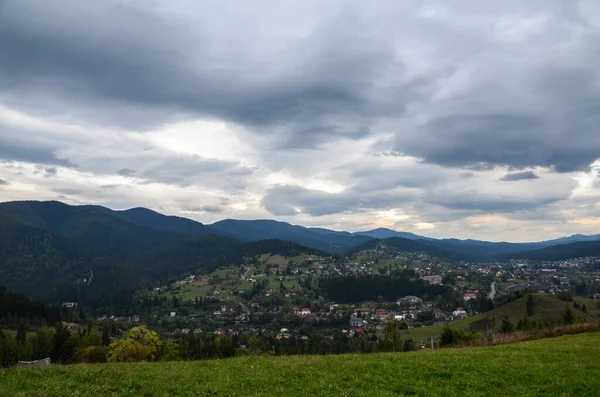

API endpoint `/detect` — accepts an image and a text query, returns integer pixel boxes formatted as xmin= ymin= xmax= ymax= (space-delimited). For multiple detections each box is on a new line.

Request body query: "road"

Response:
xmin=488 ymin=282 xmax=496 ymax=300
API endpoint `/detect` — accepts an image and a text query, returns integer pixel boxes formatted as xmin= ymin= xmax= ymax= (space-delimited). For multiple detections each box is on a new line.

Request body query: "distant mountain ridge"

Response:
xmin=1 ymin=200 xmax=599 ymax=266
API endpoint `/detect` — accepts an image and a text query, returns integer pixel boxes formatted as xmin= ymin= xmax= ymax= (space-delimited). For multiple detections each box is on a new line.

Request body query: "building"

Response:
xmin=422 ymin=275 xmax=443 ymax=285
xmin=398 ymin=296 xmax=422 ymax=306
xmin=463 ymin=293 xmax=477 ymax=301
xmin=452 ymin=307 xmax=467 ymax=318
xmin=349 ymin=317 xmax=365 ymax=328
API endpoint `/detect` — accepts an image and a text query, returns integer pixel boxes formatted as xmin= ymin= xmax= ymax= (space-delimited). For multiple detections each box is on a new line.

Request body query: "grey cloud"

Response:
xmin=0 ymin=1 xmax=426 ymax=149
xmin=426 ymin=190 xmax=569 ymax=213
xmin=186 ymin=205 xmax=224 ymax=214
xmin=0 ymin=138 xmax=72 ymax=167
xmin=134 ymin=156 xmax=254 ymax=188
xmin=118 ymin=168 xmax=136 ymax=176
xmin=350 ymin=163 xmax=448 ymax=191
xmin=500 ymin=171 xmax=539 ymax=181
xmin=44 ymin=167 xmax=57 ymax=176
xmin=52 ymin=188 xmax=83 ymax=195
xmin=262 ymin=185 xmax=413 ymax=217
xmin=0 ymin=178 xmax=8 ymax=185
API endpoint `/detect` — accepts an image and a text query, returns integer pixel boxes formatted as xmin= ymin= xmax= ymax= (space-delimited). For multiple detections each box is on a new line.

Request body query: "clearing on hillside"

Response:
xmin=1 ymin=332 xmax=599 ymax=396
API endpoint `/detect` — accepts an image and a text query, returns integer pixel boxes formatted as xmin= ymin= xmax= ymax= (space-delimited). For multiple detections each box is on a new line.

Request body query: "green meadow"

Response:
xmin=2 ymin=332 xmax=599 ymax=396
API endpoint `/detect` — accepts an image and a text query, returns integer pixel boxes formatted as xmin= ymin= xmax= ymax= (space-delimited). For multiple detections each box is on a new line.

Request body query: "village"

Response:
xmin=121 ymin=243 xmax=600 ymax=343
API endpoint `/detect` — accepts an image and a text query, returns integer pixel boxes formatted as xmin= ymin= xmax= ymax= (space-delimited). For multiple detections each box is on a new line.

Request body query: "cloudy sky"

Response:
xmin=1 ymin=0 xmax=599 ymax=241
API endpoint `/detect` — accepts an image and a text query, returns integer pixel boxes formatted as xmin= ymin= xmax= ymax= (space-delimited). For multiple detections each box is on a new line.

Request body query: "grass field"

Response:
xmin=2 ymin=332 xmax=599 ymax=396
xmin=403 ymin=293 xmax=600 ymax=340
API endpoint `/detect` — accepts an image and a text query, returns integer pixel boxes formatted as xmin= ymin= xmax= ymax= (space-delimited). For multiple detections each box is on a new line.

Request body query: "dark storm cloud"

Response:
xmin=499 ymin=171 xmax=539 ymax=182
xmin=0 ymin=1 xmax=423 ymax=149
xmin=393 ymin=62 xmax=600 ymax=173
xmin=0 ymin=139 xmax=72 ymax=167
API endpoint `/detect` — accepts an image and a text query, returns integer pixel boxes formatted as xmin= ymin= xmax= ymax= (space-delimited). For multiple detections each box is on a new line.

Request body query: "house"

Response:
xmin=353 ymin=308 xmax=371 ymax=316
xmin=300 ymin=308 xmax=311 ymax=316
xmin=464 ymin=293 xmax=477 ymax=301
xmin=452 ymin=307 xmax=467 ymax=318
xmin=398 ymin=296 xmax=422 ymax=306
xmin=349 ymin=317 xmax=365 ymax=328
xmin=170 ymin=312 xmax=176 ymax=317
xmin=132 ymin=315 xmax=140 ymax=322
xmin=422 ymin=275 xmax=443 ymax=285
xmin=62 ymin=302 xmax=77 ymax=309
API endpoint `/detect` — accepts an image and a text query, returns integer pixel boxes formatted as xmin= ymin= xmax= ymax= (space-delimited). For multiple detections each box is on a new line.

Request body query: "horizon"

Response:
xmin=0 ymin=1 xmax=599 ymax=242
xmin=1 ymin=199 xmax=596 ymax=245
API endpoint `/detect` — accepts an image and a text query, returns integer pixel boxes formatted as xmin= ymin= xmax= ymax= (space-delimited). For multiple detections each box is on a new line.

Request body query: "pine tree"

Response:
xmin=101 ymin=326 xmax=110 ymax=346
xmin=439 ymin=325 xmax=455 ymax=347
xmin=526 ymin=294 xmax=534 ymax=317
xmin=563 ymin=305 xmax=575 ymax=325
xmin=16 ymin=324 xmax=26 ymax=344
xmin=499 ymin=318 xmax=514 ymax=334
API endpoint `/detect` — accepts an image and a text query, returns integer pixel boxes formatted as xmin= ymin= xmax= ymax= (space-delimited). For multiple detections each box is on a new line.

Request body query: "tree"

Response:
xmin=439 ymin=325 xmax=455 ymax=347
xmin=16 ymin=324 xmax=26 ymax=344
xmin=51 ymin=325 xmax=72 ymax=363
xmin=563 ymin=305 xmax=575 ymax=325
xmin=499 ymin=318 xmax=514 ymax=334
xmin=380 ymin=317 xmax=402 ymax=352
xmin=101 ymin=326 xmax=110 ymax=346
xmin=582 ymin=304 xmax=587 ymax=313
xmin=107 ymin=326 xmax=163 ymax=362
xmin=402 ymin=339 xmax=416 ymax=352
xmin=33 ymin=327 xmax=53 ymax=359
xmin=526 ymin=294 xmax=534 ymax=317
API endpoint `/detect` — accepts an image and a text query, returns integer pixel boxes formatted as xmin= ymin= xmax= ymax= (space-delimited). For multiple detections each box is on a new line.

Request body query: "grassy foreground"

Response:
xmin=2 ymin=333 xmax=600 ymax=397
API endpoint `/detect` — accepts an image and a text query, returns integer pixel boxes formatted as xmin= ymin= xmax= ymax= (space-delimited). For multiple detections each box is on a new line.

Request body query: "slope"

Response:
xmin=116 ymin=207 xmax=215 ymax=236
xmin=0 ymin=201 xmax=186 ymax=259
xmin=209 ymin=219 xmax=373 ymax=253
xmin=2 ymin=333 xmax=599 ymax=396
xmin=504 ymin=241 xmax=600 ymax=261
xmin=353 ymin=227 xmax=425 ymax=240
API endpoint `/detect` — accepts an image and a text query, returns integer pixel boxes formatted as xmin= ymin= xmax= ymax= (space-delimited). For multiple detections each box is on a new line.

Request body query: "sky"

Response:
xmin=1 ymin=0 xmax=599 ymax=242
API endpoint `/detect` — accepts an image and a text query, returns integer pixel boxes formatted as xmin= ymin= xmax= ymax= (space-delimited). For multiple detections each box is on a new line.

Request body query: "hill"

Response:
xmin=2 ymin=333 xmax=599 ymax=396
xmin=403 ymin=293 xmax=599 ymax=340
xmin=0 ymin=201 xmax=186 ymax=259
xmin=117 ymin=207 xmax=216 ymax=236
xmin=0 ymin=207 xmax=326 ymax=309
xmin=209 ymin=219 xmax=373 ymax=253
xmin=504 ymin=241 xmax=600 ymax=261
xmin=2 ymin=200 xmax=600 ymax=262
xmin=353 ymin=227 xmax=425 ymax=240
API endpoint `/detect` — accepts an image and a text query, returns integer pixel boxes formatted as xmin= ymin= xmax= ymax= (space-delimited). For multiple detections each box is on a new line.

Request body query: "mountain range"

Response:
xmin=1 ymin=200 xmax=599 ymax=308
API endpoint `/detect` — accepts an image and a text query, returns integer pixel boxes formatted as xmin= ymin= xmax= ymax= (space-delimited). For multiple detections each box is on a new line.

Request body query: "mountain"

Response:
xmin=0 ymin=203 xmax=329 ymax=309
xmin=504 ymin=241 xmax=600 ymax=261
xmin=350 ymin=236 xmax=600 ymax=262
xmin=536 ymin=234 xmax=600 ymax=247
xmin=209 ymin=219 xmax=373 ymax=253
xmin=353 ymin=228 xmax=425 ymax=240
xmin=0 ymin=201 xmax=185 ymax=258
xmin=117 ymin=207 xmax=216 ymax=236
